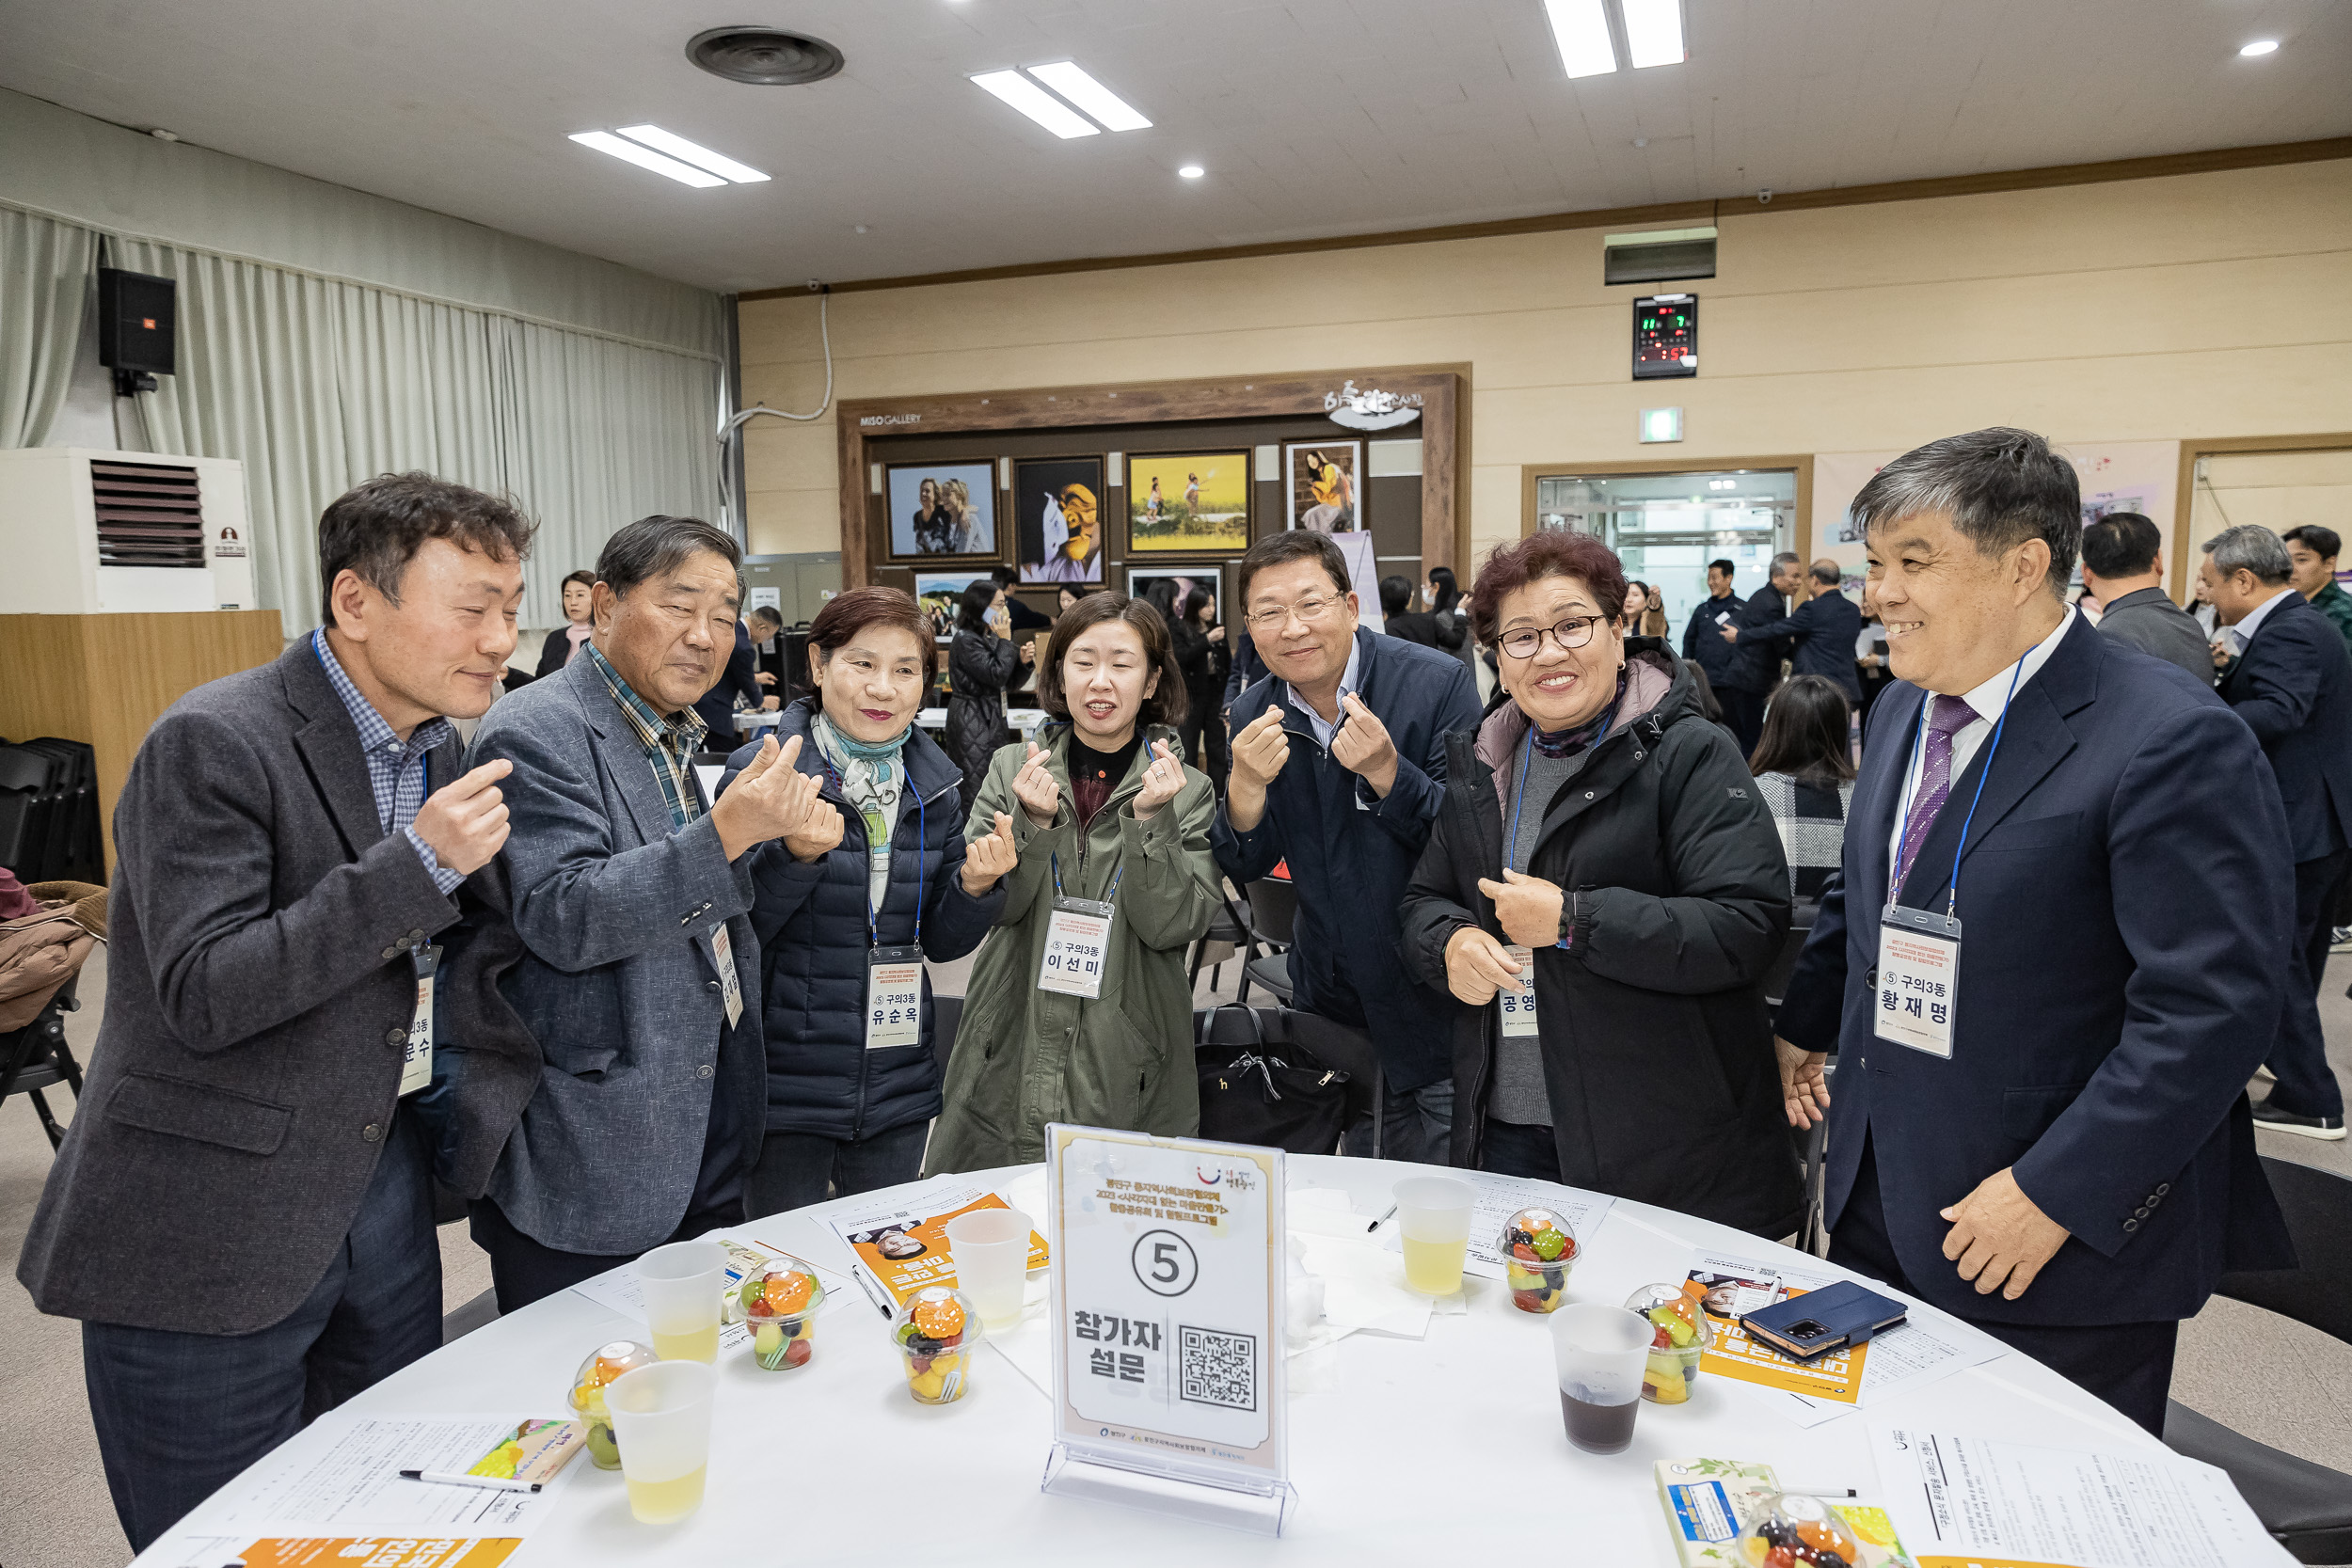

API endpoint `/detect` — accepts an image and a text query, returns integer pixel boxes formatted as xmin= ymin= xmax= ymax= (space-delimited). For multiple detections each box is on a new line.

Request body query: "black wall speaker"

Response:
xmin=99 ymin=267 xmax=176 ymax=392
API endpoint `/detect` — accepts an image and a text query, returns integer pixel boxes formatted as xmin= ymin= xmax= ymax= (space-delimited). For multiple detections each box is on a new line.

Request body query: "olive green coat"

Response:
xmin=925 ymin=725 xmax=1219 ymax=1171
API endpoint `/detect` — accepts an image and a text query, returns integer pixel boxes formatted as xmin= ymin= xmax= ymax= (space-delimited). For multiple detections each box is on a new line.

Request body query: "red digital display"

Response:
xmin=1633 ymin=293 xmax=1697 ymax=380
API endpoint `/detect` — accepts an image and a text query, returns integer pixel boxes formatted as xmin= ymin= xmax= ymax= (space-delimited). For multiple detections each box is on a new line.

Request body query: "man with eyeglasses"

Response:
xmin=1214 ymin=532 xmax=1483 ymax=1160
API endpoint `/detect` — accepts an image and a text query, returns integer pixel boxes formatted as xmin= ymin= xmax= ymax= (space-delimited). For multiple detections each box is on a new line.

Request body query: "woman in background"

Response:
xmin=946 ymin=581 xmax=1029 ymax=816
xmin=1620 ymin=580 xmax=1653 ymax=636
xmin=1746 ymin=674 xmax=1855 ymax=905
xmin=532 ymin=569 xmax=598 ymax=678
xmin=1056 ymin=583 xmax=1086 ymax=618
xmin=1171 ymin=588 xmax=1231 ymax=789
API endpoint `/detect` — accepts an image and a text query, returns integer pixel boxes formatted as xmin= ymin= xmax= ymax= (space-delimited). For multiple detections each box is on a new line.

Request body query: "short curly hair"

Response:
xmin=1469 ymin=531 xmax=1628 ymax=649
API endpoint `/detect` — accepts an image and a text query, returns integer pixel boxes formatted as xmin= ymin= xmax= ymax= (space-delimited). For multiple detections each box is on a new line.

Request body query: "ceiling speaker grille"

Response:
xmin=687 ymin=27 xmax=844 ymax=86
xmin=90 ymin=459 xmax=206 ymax=568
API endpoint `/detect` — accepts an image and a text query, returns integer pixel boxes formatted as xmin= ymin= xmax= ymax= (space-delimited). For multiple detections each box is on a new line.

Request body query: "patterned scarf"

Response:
xmin=812 ymin=712 xmax=910 ymax=914
xmin=1529 ymin=668 xmax=1629 ymax=759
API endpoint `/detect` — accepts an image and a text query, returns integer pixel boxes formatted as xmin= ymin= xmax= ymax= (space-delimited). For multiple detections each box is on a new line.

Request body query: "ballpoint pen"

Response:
xmin=851 ymin=1265 xmax=892 ymax=1318
xmin=398 ymin=1468 xmax=541 ymax=1493
xmin=1366 ymin=1204 xmax=1398 ymax=1233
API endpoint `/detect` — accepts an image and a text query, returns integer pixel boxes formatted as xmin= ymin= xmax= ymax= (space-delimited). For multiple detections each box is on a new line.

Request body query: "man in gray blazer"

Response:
xmin=2081 ymin=512 xmax=2214 ymax=688
xmin=16 ymin=474 xmax=543 ymax=1552
xmin=467 ymin=515 xmax=834 ymax=1307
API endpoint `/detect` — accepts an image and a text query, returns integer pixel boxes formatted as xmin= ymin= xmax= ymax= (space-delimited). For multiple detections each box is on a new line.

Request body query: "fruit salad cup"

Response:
xmin=1627 ymin=1281 xmax=1713 ymax=1403
xmin=1741 ymin=1493 xmax=1864 ymax=1568
xmin=740 ymin=1262 xmax=824 ymax=1372
xmin=568 ymin=1339 xmax=659 ymax=1469
xmin=1500 ymin=1206 xmax=1578 ymax=1314
xmin=892 ymin=1285 xmax=979 ymax=1404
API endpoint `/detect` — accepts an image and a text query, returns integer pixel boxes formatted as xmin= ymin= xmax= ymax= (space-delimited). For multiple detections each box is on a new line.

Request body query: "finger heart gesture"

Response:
xmin=1013 ymin=742 xmax=1061 ymax=828
xmin=1133 ymin=740 xmax=1185 ymax=820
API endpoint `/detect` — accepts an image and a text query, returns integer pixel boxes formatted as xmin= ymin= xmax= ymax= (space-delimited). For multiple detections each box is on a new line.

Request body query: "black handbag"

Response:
xmin=1194 ymin=1005 xmax=1352 ymax=1155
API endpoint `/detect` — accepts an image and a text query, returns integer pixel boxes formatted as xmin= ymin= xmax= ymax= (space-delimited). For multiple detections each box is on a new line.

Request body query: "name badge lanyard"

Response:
xmin=1875 ymin=659 xmax=2023 ymax=1057
xmin=1040 ymin=853 xmax=1123 ymax=999
xmin=866 ymin=788 xmax=926 ymax=1050
xmin=402 ymin=749 xmax=441 ymax=1096
xmin=1494 ymin=704 xmax=1612 ymax=1037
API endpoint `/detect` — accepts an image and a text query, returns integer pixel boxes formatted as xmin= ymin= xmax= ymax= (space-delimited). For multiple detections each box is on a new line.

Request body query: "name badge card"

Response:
xmin=399 ymin=944 xmax=439 ymax=1097
xmin=1039 ymin=896 xmax=1113 ymax=999
xmin=866 ymin=945 xmax=924 ymax=1050
xmin=1875 ymin=906 xmax=1959 ymax=1058
xmin=1041 ymin=1124 xmax=1295 ymax=1536
xmin=710 ymin=922 xmax=743 ymax=1029
xmin=1497 ymin=943 xmax=1539 ymax=1037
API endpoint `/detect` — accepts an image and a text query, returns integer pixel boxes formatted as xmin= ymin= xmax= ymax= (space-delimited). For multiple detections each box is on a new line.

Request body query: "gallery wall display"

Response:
xmin=1014 ymin=456 xmax=1106 ymax=584
xmin=914 ymin=570 xmax=992 ymax=641
xmin=1126 ymin=451 xmax=1250 ymax=554
xmin=1286 ymin=440 xmax=1361 ymax=533
xmin=887 ymin=461 xmax=998 ymax=559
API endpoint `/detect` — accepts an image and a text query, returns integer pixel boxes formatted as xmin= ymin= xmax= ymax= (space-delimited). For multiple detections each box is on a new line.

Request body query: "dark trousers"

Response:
xmin=1181 ymin=706 xmax=1230 ymax=794
xmin=1721 ymin=688 xmax=1767 ymax=757
xmin=1479 ymin=1117 xmax=1561 ymax=1180
xmin=83 ymin=1115 xmax=440 ymax=1553
xmin=742 ymin=1119 xmax=930 ymax=1218
xmin=1831 ymin=1141 xmax=2178 ymax=1436
xmin=468 ymin=1190 xmax=746 ymax=1315
xmin=2269 ymin=847 xmax=2349 ymax=1119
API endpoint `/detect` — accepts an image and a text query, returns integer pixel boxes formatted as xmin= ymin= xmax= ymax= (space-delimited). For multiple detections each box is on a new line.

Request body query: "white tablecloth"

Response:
xmin=142 ymin=1156 xmax=2163 ymax=1564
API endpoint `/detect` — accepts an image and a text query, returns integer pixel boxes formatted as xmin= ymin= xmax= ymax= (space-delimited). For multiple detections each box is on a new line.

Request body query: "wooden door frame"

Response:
xmin=834 ymin=364 xmax=1468 ymax=587
xmin=2173 ymin=432 xmax=2352 ymax=599
xmin=1518 ymin=453 xmax=1816 ymax=557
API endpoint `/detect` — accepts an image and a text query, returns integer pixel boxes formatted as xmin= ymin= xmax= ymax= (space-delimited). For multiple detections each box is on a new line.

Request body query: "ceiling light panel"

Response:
xmin=1025 ymin=61 xmax=1152 ymax=131
xmin=568 ymin=131 xmax=724 ymax=187
xmin=1544 ymin=0 xmax=1617 ymax=78
xmin=1621 ymin=0 xmax=1686 ymax=68
xmin=615 ymin=125 xmax=770 ymax=182
xmin=970 ymin=70 xmax=1100 ymax=138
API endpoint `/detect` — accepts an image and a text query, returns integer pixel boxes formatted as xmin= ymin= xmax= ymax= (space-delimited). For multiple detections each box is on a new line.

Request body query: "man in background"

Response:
xmin=2079 ymin=512 xmax=2212 ymax=687
xmin=1681 ymin=558 xmax=1742 ymax=700
xmin=2283 ymin=525 xmax=2352 ymax=657
xmin=692 ymin=592 xmax=774 ymax=741
xmin=1724 ymin=558 xmax=1863 ymax=705
xmin=1720 ymin=551 xmax=1804 ymax=754
xmin=19 ymin=475 xmax=543 ymax=1550
xmin=2202 ymin=523 xmax=2352 ymax=1139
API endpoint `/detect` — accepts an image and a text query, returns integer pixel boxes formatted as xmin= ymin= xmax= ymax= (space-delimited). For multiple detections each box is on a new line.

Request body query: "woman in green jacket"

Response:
xmin=928 ymin=593 xmax=1219 ymax=1170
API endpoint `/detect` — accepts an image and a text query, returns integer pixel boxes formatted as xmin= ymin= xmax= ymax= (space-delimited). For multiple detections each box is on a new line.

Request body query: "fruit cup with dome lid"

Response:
xmin=567 ymin=1339 xmax=658 ymax=1468
xmin=893 ymin=1285 xmax=980 ymax=1404
xmin=1500 ymin=1206 xmax=1578 ymax=1313
xmin=739 ymin=1261 xmax=825 ymax=1371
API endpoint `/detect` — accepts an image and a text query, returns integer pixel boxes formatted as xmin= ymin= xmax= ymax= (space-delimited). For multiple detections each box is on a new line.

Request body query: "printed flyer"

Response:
xmin=828 ymin=1180 xmax=1050 ymax=1308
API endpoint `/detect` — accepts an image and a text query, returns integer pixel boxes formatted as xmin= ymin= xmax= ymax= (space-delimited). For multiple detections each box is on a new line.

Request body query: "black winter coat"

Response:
xmin=723 ymin=699 xmax=1006 ymax=1143
xmin=947 ymin=629 xmax=1021 ymax=807
xmin=1399 ymin=652 xmax=1803 ymax=1239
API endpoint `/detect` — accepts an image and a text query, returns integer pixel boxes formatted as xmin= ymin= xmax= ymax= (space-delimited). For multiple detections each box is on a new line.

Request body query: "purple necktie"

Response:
xmin=1894 ymin=695 xmax=1979 ymax=889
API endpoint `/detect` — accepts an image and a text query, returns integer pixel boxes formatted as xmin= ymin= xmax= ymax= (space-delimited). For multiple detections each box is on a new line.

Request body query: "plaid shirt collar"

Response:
xmin=310 ymin=629 xmax=453 ymax=787
xmin=587 ymin=641 xmax=708 ymax=828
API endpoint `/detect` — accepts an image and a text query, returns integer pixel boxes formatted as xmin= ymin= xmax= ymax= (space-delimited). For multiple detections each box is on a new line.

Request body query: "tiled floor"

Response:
xmin=5 ymin=934 xmax=2347 ymax=1567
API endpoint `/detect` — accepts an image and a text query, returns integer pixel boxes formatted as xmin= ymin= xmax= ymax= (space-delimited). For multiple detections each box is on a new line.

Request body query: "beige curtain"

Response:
xmin=0 ymin=207 xmax=97 ymax=447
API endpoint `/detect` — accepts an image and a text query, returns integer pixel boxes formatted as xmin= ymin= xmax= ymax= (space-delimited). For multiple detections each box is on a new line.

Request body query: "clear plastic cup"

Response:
xmin=739 ymin=1262 xmax=825 ymax=1372
xmin=893 ymin=1285 xmax=981 ymax=1404
xmin=1393 ymin=1176 xmax=1476 ymax=1296
xmin=1626 ymin=1281 xmax=1713 ymax=1403
xmin=605 ymin=1360 xmax=716 ymax=1524
xmin=637 ymin=1240 xmax=728 ymax=1363
xmin=567 ymin=1339 xmax=659 ymax=1470
xmin=1500 ymin=1205 xmax=1579 ymax=1314
xmin=946 ymin=1208 xmax=1033 ymax=1332
xmin=1550 ymin=1302 xmax=1651 ymax=1454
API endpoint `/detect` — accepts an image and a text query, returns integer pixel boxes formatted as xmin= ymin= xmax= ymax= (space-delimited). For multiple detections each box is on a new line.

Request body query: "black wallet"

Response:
xmin=1740 ymin=1280 xmax=1909 ymax=1361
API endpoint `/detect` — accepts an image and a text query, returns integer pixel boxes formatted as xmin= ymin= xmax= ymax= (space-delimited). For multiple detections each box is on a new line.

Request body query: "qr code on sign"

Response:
xmin=1178 ymin=1323 xmax=1258 ymax=1412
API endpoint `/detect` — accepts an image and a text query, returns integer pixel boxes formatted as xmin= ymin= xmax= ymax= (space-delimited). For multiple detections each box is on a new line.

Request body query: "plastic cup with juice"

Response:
xmin=946 ymin=1207 xmax=1033 ymax=1332
xmin=605 ymin=1360 xmax=716 ymax=1524
xmin=1393 ymin=1176 xmax=1476 ymax=1296
xmin=637 ymin=1240 xmax=728 ymax=1363
xmin=1550 ymin=1302 xmax=1652 ymax=1455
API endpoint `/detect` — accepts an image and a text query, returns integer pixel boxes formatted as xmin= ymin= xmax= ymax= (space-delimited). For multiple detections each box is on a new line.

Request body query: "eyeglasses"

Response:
xmin=1497 ymin=614 xmax=1607 ymax=660
xmin=1242 ymin=594 xmax=1343 ymax=632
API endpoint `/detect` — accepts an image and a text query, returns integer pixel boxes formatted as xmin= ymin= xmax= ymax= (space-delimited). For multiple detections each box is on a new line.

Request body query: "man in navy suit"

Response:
xmin=692 ymin=611 xmax=772 ymax=739
xmin=1718 ymin=552 xmax=1803 ymax=754
xmin=1775 ymin=428 xmax=2295 ymax=1436
xmin=1723 ymin=558 xmax=1865 ymax=703
xmin=2202 ymin=524 xmax=2352 ymax=1138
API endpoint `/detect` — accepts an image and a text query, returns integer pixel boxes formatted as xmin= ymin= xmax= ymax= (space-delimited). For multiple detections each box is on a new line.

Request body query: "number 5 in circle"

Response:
xmin=1131 ymin=1228 xmax=1200 ymax=1297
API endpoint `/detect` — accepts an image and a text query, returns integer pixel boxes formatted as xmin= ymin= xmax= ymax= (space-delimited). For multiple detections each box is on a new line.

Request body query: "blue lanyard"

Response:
xmin=1503 ymin=707 xmax=1613 ymax=873
xmin=867 ymin=787 xmax=924 ymax=950
xmin=1051 ymin=854 xmax=1122 ymax=904
xmin=1892 ymin=658 xmax=2025 ymax=916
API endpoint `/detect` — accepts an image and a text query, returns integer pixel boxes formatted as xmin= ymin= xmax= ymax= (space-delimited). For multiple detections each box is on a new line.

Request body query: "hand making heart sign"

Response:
xmin=1133 ymin=739 xmax=1185 ymax=820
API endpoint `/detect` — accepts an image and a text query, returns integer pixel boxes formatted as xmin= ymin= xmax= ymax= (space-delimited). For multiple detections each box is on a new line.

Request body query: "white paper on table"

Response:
xmin=567 ymin=1233 xmax=848 ymax=1353
xmin=170 ymin=1413 xmax=580 ymax=1539
xmin=1376 ymin=1170 xmax=1615 ymax=1279
xmin=1872 ymin=1423 xmax=2296 ymax=1566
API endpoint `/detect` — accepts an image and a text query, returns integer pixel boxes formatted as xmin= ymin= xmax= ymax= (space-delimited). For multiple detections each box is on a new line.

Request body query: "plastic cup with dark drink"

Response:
xmin=1549 ymin=1302 xmax=1652 ymax=1455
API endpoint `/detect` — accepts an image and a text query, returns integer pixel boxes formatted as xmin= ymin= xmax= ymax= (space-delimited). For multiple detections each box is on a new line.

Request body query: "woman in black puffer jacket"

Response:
xmin=946 ymin=581 xmax=1026 ymax=818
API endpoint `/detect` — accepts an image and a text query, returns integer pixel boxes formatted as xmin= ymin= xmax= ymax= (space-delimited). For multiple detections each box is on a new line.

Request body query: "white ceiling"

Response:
xmin=4 ymin=0 xmax=2346 ymax=294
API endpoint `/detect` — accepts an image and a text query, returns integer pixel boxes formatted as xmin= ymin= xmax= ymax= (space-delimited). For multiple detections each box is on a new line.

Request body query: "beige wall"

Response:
xmin=739 ymin=158 xmax=2352 ymax=573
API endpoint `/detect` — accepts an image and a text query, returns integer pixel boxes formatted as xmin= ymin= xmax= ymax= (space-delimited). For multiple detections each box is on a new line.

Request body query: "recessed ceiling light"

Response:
xmin=1544 ymin=0 xmax=1618 ymax=78
xmin=1178 ymin=165 xmax=1204 ymax=179
xmin=2238 ymin=39 xmax=2279 ymax=55
xmin=1622 ymin=0 xmax=1686 ymax=68
xmin=970 ymin=69 xmax=1100 ymax=138
xmin=614 ymin=125 xmax=770 ymax=183
xmin=1025 ymin=61 xmax=1152 ymax=131
xmin=568 ymin=131 xmax=724 ymax=187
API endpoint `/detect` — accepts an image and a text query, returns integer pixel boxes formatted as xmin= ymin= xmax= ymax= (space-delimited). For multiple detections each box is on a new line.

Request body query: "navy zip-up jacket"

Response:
xmin=1212 ymin=627 xmax=1481 ymax=1090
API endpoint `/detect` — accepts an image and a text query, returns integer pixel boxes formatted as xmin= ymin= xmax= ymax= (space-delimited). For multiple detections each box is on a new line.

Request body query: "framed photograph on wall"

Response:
xmin=886 ymin=461 xmax=998 ymax=559
xmin=914 ymin=570 xmax=992 ymax=642
xmin=1125 ymin=567 xmax=1222 ymax=620
xmin=1013 ymin=456 xmax=1105 ymax=584
xmin=1126 ymin=451 xmax=1250 ymax=553
xmin=1285 ymin=440 xmax=1362 ymax=533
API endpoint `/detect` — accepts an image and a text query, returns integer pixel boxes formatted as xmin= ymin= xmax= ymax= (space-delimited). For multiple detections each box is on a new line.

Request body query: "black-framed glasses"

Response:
xmin=1497 ymin=614 xmax=1606 ymax=660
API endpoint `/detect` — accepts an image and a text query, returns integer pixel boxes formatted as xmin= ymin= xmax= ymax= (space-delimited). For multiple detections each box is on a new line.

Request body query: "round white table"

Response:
xmin=150 ymin=1157 xmax=2166 ymax=1564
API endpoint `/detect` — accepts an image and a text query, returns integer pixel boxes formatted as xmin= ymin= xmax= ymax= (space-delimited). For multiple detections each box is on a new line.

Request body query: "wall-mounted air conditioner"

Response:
xmin=0 ymin=448 xmax=254 ymax=614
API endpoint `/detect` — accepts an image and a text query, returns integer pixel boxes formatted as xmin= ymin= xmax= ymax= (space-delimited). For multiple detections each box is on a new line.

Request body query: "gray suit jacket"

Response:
xmin=2096 ymin=586 xmax=2215 ymax=689
xmin=17 ymin=641 xmax=541 ymax=1335
xmin=468 ymin=647 xmax=766 ymax=1255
